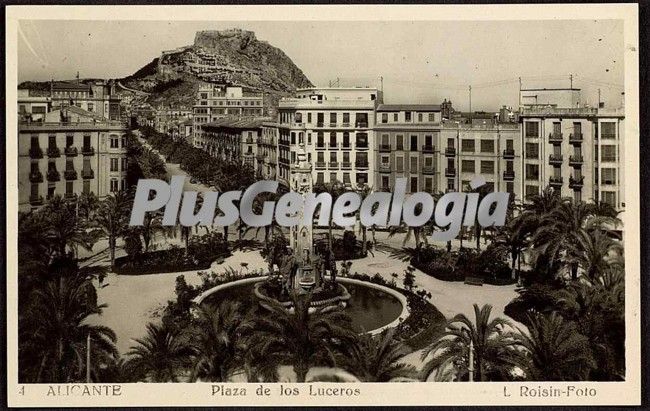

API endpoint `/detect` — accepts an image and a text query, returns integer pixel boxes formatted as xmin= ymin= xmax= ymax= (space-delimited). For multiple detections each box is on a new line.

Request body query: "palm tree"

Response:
xmin=243 ymin=191 xmax=285 ymax=247
xmin=125 ymin=322 xmax=190 ymax=382
xmin=19 ymin=259 xmax=118 ymax=383
xmin=140 ymin=211 xmax=164 ymax=252
xmin=421 ymin=304 xmax=519 ymax=381
xmin=349 ymin=328 xmax=416 ymax=382
xmin=77 ymin=192 xmax=100 ymax=223
xmin=188 ymin=302 xmax=250 ymax=382
xmin=242 ymin=293 xmax=358 ymax=382
xmin=513 ymin=312 xmax=596 ymax=381
xmin=565 ymin=229 xmax=624 ymax=281
xmin=356 ymin=183 xmax=373 ymax=255
xmin=93 ymin=191 xmax=130 ymax=269
xmin=42 ymin=195 xmax=95 ymax=258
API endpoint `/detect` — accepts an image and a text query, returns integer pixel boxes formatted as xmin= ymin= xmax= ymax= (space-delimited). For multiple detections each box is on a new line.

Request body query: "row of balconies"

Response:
xmin=547 ymin=132 xmax=584 ymax=144
xmin=315 ymin=161 xmax=367 ymax=169
xmin=29 ymin=146 xmax=95 ymax=159
xmin=378 ymin=164 xmax=437 ymax=174
xmin=314 ymin=122 xmax=369 ymax=128
xmin=548 ymin=154 xmax=585 ymax=166
xmin=30 ymin=169 xmax=94 ymax=183
xmin=29 ymin=191 xmax=80 ymax=206
xmin=548 ymin=176 xmax=585 ymax=189
xmin=315 ymin=142 xmax=368 ymax=150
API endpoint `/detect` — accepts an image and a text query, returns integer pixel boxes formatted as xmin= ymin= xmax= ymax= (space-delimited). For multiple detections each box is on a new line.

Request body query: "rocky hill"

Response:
xmin=119 ymin=28 xmax=313 ymax=109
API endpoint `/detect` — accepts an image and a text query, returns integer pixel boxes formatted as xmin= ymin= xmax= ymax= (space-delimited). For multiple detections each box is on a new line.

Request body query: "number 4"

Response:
xmin=18 ymin=386 xmax=25 ymax=395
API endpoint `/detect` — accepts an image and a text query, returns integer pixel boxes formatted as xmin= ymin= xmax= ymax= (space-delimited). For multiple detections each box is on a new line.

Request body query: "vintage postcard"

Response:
xmin=5 ymin=4 xmax=641 ymax=407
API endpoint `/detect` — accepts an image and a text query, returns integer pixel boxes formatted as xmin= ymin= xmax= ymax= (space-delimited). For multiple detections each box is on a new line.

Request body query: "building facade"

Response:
xmin=192 ymin=85 xmax=264 ymax=148
xmin=18 ymin=101 xmax=129 ymax=212
xmin=278 ymin=87 xmax=382 ymax=189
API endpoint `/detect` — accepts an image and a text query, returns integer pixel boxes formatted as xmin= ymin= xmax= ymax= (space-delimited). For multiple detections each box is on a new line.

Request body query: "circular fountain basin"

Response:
xmin=192 ymin=276 xmax=409 ymax=335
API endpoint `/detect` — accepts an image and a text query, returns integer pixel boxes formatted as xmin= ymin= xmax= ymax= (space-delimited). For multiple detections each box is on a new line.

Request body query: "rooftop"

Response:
xmin=376 ymin=104 xmax=440 ymax=112
xmin=203 ymin=117 xmax=270 ymax=130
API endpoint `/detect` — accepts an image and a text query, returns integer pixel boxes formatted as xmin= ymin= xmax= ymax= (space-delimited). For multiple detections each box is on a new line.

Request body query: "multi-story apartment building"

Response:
xmin=18 ymin=98 xmax=129 ymax=212
xmin=278 ymin=87 xmax=382 ymax=188
xmin=440 ymin=121 xmax=522 ymax=196
xmin=373 ymin=104 xmax=443 ymax=194
xmin=47 ymin=80 xmax=122 ymax=121
xmin=201 ymin=118 xmax=279 ymax=182
xmin=192 ymin=85 xmax=264 ymax=147
xmin=519 ymin=90 xmax=625 ymax=208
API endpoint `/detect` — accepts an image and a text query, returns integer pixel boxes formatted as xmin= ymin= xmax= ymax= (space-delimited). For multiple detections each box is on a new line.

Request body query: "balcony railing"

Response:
xmin=341 ymin=143 xmax=352 ymax=150
xmin=328 ymin=143 xmax=338 ymax=149
xmin=329 ymin=122 xmax=337 ymax=127
xmin=422 ymin=145 xmax=435 ymax=153
xmin=379 ymin=144 xmax=391 ymax=152
xmin=64 ymin=192 xmax=77 ymax=200
xmin=329 ymin=162 xmax=339 ymax=169
xmin=82 ymin=146 xmax=95 ymax=156
xmin=316 ymin=143 xmax=326 ymax=150
xmin=81 ymin=169 xmax=95 ymax=179
xmin=46 ymin=169 xmax=60 ymax=182
xmin=569 ymin=176 xmax=584 ymax=189
xmin=29 ymin=195 xmax=44 ymax=206
xmin=316 ymin=122 xmax=324 ymax=127
xmin=341 ymin=122 xmax=351 ymax=127
xmin=422 ymin=166 xmax=435 ymax=174
xmin=569 ymin=155 xmax=584 ymax=165
xmin=315 ymin=161 xmax=326 ymax=169
xmin=29 ymin=171 xmax=43 ymax=183
xmin=341 ymin=162 xmax=352 ymax=169
xmin=549 ymin=154 xmax=563 ymax=165
xmin=47 ymin=146 xmax=61 ymax=158
xmin=64 ymin=170 xmax=78 ymax=180
xmin=445 ymin=168 xmax=456 ymax=177
xmin=64 ymin=146 xmax=78 ymax=157
xmin=355 ymin=161 xmax=369 ymax=169
xmin=445 ymin=147 xmax=456 ymax=156
xmin=569 ymin=133 xmax=583 ymax=143
xmin=355 ymin=122 xmax=368 ymax=128
xmin=379 ymin=164 xmax=391 ymax=172
xmin=548 ymin=132 xmax=563 ymax=143
xmin=503 ymin=170 xmax=515 ymax=180
xmin=549 ymin=176 xmax=563 ymax=186
xmin=356 ymin=142 xmax=369 ymax=149
xmin=502 ymin=149 xmax=515 ymax=159
xmin=29 ymin=147 xmax=43 ymax=159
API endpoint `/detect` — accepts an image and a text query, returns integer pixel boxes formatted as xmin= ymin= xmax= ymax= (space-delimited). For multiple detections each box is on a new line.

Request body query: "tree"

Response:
xmin=349 ymin=328 xmax=416 ymax=382
xmin=19 ymin=257 xmax=118 ymax=383
xmin=125 ymin=322 xmax=190 ymax=382
xmin=93 ymin=192 xmax=130 ymax=269
xmin=242 ymin=293 xmax=358 ymax=382
xmin=421 ymin=304 xmax=519 ymax=381
xmin=77 ymin=192 xmax=100 ymax=223
xmin=356 ymin=183 xmax=372 ymax=255
xmin=402 ymin=265 xmax=416 ymax=291
xmin=564 ymin=229 xmax=623 ymax=281
xmin=140 ymin=211 xmax=164 ymax=252
xmin=513 ymin=312 xmax=596 ymax=381
xmin=188 ymin=302 xmax=250 ymax=382
xmin=41 ymin=195 xmax=95 ymax=258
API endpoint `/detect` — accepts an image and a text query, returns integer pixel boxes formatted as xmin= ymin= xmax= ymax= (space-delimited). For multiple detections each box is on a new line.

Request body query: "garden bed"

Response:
xmin=114 ymin=248 xmax=232 ymax=275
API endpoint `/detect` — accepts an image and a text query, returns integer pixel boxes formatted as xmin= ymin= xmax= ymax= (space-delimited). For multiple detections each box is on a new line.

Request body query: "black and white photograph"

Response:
xmin=6 ymin=4 xmax=641 ymax=407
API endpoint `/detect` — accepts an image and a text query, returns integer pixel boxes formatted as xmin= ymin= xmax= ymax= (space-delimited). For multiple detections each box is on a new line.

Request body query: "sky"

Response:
xmin=17 ymin=19 xmax=624 ymax=111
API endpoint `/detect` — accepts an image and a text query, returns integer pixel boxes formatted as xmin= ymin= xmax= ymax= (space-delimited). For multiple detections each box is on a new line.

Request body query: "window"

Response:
xmin=30 ymin=183 xmax=39 ymax=197
xmin=121 ymin=158 xmax=128 ymax=171
xmin=381 ymin=113 xmax=388 ymax=123
xmin=83 ymin=180 xmax=90 ymax=194
xmin=418 ymin=113 xmax=423 ymax=122
xmin=428 ymin=113 xmax=435 ymax=122
xmin=66 ymin=135 xmax=74 ymax=148
xmin=396 ymin=156 xmax=404 ymax=173
xmin=343 ymin=173 xmax=351 ymax=184
xmin=552 ymin=122 xmax=561 ymax=135
xmin=329 ymin=152 xmax=337 ymax=163
xmin=424 ymin=135 xmax=433 ymax=147
xmin=506 ymin=182 xmax=514 ymax=194
xmin=461 ymin=160 xmax=475 ymax=173
xmin=601 ymin=191 xmax=616 ymax=207
xmin=525 ymin=122 xmax=539 ymax=137
xmin=317 ymin=152 xmax=325 ymax=163
xmin=330 ymin=113 xmax=337 ymax=125
xmin=506 ymin=139 xmax=514 ymax=150
xmin=110 ymin=136 xmax=119 ymax=148
xmin=47 ymin=185 xmax=56 ymax=199
xmin=110 ymin=158 xmax=119 ymax=172
xmin=381 ymin=134 xmax=389 ymax=147
xmin=526 ymin=164 xmax=540 ymax=180
xmin=601 ymin=168 xmax=616 ymax=185
xmin=447 ymin=179 xmax=455 ymax=190
xmin=382 ymin=176 xmax=390 ymax=190
xmin=461 ymin=139 xmax=475 ymax=153
xmin=31 ymin=135 xmax=39 ymax=148
xmin=342 ymin=113 xmax=349 ymax=124
xmin=424 ymin=177 xmax=433 ymax=192
xmin=480 ymin=140 xmax=494 ymax=153
xmin=405 ymin=112 xmax=412 ymax=122
xmin=330 ymin=172 xmax=337 ymax=182
xmin=66 ymin=181 xmax=74 ymax=195
xmin=396 ymin=135 xmax=404 ymax=150
xmin=525 ymin=185 xmax=539 ymax=198
xmin=357 ymin=173 xmax=368 ymax=184
xmin=393 ymin=113 xmax=398 ymax=122
xmin=110 ymin=178 xmax=119 ymax=193
xmin=31 ymin=162 xmax=39 ymax=173
xmin=307 ymin=113 xmax=312 ymax=124
xmin=48 ymin=135 xmax=56 ymax=149
xmin=601 ymin=145 xmax=617 ymax=162
xmin=410 ymin=156 xmax=418 ymax=173
xmin=407 ymin=135 xmax=416 ymax=151
xmin=342 ymin=132 xmax=350 ymax=148
xmin=316 ymin=133 xmax=324 ymax=148
xmin=480 ymin=161 xmax=495 ymax=174
xmin=601 ymin=122 xmax=616 ymax=139
xmin=447 ymin=138 xmax=454 ymax=148
xmin=88 ymin=103 xmax=94 ymax=112
xmin=381 ymin=155 xmax=390 ymax=165
xmin=66 ymin=159 xmax=74 ymax=171
xmin=329 ymin=132 xmax=337 ymax=146
xmin=410 ymin=177 xmax=418 ymax=193
xmin=525 ymin=143 xmax=539 ymax=159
